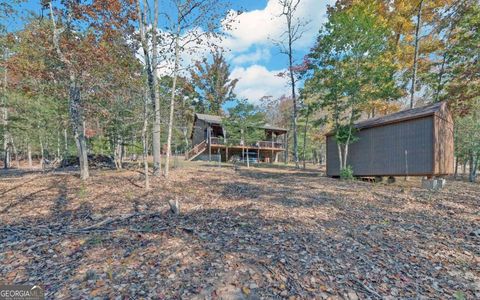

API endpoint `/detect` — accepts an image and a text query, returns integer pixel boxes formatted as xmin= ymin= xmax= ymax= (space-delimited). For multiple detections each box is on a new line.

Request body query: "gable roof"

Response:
xmin=194 ymin=113 xmax=288 ymax=132
xmin=326 ymin=101 xmax=449 ymax=136
xmin=195 ymin=113 xmax=223 ymax=124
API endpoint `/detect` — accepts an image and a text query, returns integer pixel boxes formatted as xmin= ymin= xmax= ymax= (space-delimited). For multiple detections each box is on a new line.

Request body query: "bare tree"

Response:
xmin=142 ymin=88 xmax=150 ymax=190
xmin=163 ymin=0 xmax=233 ymax=178
xmin=274 ymin=0 xmax=308 ymax=168
xmin=49 ymin=2 xmax=89 ymax=180
xmin=410 ymin=0 xmax=424 ymax=109
xmin=136 ymin=0 xmax=162 ymax=176
xmin=2 ymin=50 xmax=8 ymax=169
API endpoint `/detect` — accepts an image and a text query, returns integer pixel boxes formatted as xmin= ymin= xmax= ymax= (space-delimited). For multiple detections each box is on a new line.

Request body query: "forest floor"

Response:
xmin=0 ymin=162 xmax=479 ymax=299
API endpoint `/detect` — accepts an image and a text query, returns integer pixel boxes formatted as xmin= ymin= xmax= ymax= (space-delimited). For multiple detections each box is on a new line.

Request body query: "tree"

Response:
xmin=455 ymin=103 xmax=480 ymax=182
xmin=163 ymin=0 xmax=232 ymax=178
xmin=441 ymin=2 xmax=480 ymax=182
xmin=274 ymin=0 xmax=309 ymax=168
xmin=441 ymin=2 xmax=480 ymax=116
xmin=409 ymin=0 xmax=423 ymax=108
xmin=222 ymin=99 xmax=265 ymax=168
xmin=135 ymin=0 xmax=162 ymax=176
xmin=308 ymin=0 xmax=400 ymax=173
xmin=190 ymin=50 xmax=238 ymax=114
xmin=47 ymin=0 xmax=136 ymax=180
xmin=158 ymin=75 xmax=196 ymax=153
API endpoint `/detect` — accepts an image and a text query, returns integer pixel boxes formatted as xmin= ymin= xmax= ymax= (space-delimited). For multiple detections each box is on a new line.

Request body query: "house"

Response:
xmin=185 ymin=113 xmax=287 ymax=162
xmin=326 ymin=101 xmax=454 ymax=177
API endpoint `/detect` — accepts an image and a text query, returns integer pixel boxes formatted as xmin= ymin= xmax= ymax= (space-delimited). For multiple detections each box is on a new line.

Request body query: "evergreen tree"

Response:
xmin=190 ymin=51 xmax=238 ymax=114
xmin=222 ymin=99 xmax=265 ymax=167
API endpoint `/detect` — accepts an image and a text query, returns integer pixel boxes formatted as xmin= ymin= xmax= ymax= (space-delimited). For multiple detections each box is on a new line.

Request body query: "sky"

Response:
xmin=11 ymin=0 xmax=335 ymax=104
xmin=220 ymin=0 xmax=334 ymax=103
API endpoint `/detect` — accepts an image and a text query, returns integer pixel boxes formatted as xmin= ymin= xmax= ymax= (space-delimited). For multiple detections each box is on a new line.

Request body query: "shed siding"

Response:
xmin=327 ymin=116 xmax=435 ymax=176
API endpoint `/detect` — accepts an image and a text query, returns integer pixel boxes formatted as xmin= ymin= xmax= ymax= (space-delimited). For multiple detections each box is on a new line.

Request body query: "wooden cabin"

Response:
xmin=326 ymin=102 xmax=454 ymax=177
xmin=185 ymin=113 xmax=287 ymax=162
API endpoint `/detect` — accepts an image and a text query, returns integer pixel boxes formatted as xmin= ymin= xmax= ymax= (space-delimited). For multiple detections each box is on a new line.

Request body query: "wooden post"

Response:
xmin=223 ymin=126 xmax=228 ymax=163
xmin=208 ymin=125 xmax=211 ymax=162
xmin=271 ymin=133 xmax=274 ymax=164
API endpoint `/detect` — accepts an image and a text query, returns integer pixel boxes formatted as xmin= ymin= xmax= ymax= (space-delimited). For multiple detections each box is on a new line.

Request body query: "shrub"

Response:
xmin=340 ymin=165 xmax=354 ymax=180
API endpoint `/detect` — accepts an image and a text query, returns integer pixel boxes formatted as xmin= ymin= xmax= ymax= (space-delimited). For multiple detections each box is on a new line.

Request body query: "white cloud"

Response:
xmin=231 ymin=65 xmax=289 ymax=102
xmin=231 ymin=48 xmax=271 ymax=65
xmin=153 ymin=27 xmax=220 ymax=77
xmin=222 ymin=0 xmax=335 ymax=53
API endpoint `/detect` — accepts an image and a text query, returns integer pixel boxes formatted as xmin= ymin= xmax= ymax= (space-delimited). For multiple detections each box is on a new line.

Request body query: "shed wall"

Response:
xmin=327 ymin=116 xmax=435 ymax=176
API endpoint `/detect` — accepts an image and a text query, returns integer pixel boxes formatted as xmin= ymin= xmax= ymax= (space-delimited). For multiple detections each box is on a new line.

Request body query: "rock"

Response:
xmin=346 ymin=290 xmax=358 ymax=300
xmin=422 ymin=178 xmax=447 ymax=190
xmin=469 ymin=229 xmax=480 ymax=237
xmin=168 ymin=199 xmax=180 ymax=215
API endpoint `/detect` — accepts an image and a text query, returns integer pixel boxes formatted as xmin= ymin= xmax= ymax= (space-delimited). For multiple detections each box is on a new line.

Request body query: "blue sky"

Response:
xmin=10 ymin=0 xmax=334 ymax=103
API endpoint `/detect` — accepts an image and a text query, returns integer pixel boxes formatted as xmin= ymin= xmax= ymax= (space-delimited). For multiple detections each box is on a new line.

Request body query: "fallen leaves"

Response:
xmin=0 ymin=164 xmax=479 ymax=299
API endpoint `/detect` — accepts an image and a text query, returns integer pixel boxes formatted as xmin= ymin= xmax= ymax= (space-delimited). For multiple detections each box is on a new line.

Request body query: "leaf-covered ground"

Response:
xmin=1 ymin=163 xmax=479 ymax=299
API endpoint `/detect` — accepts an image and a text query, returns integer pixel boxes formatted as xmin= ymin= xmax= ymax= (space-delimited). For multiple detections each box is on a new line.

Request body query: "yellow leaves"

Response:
xmin=241 ymin=286 xmax=251 ymax=295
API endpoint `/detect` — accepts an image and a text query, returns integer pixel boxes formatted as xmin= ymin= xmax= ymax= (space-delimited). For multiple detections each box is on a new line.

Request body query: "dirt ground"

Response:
xmin=0 ymin=162 xmax=479 ymax=299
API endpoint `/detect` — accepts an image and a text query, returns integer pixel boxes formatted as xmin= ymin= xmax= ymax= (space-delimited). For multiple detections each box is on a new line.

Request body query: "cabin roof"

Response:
xmin=194 ymin=113 xmax=288 ymax=132
xmin=196 ymin=113 xmax=223 ymax=124
xmin=326 ymin=101 xmax=447 ymax=136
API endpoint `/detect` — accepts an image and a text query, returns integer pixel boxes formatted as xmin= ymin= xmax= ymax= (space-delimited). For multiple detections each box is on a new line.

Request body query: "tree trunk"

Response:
xmin=151 ymin=0 xmax=161 ymax=176
xmin=288 ymin=35 xmax=299 ymax=168
xmin=469 ymin=154 xmax=477 ymax=183
xmin=136 ymin=0 xmax=161 ymax=176
xmin=27 ymin=142 xmax=32 ymax=168
xmin=39 ymin=137 xmax=44 ymax=169
xmin=343 ymin=143 xmax=350 ymax=170
xmin=302 ymin=109 xmax=309 ymax=169
xmin=165 ymin=24 xmax=181 ymax=178
xmin=64 ymin=128 xmax=68 ymax=157
xmin=10 ymin=136 xmax=19 ymax=168
xmin=183 ymin=127 xmax=189 ymax=151
xmin=70 ymin=81 xmax=89 ymax=180
xmin=142 ymin=88 xmax=150 ymax=190
xmin=454 ymin=156 xmax=459 ymax=179
xmin=410 ymin=0 xmax=423 ymax=109
xmin=337 ymin=143 xmax=343 ymax=172
xmin=2 ymin=52 xmax=8 ymax=169
xmin=49 ymin=2 xmax=89 ymax=179
xmin=56 ymin=130 xmax=61 ymax=160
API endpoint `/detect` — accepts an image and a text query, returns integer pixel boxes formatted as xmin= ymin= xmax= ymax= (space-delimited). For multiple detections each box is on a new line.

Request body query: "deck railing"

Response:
xmin=185 ymin=140 xmax=207 ymax=160
xmin=209 ymin=137 xmax=284 ymax=149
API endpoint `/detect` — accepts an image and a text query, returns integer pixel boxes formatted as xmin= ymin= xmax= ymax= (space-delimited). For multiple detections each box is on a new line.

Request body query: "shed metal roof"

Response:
xmin=326 ymin=101 xmax=447 ymax=136
xmin=355 ymin=101 xmax=445 ymax=130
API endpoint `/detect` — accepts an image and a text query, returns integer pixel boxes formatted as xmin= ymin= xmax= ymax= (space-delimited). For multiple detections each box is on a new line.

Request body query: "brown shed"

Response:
xmin=326 ymin=102 xmax=454 ymax=177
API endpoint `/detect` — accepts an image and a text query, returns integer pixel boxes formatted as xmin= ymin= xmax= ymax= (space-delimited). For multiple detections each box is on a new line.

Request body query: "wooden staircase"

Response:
xmin=185 ymin=140 xmax=207 ymax=161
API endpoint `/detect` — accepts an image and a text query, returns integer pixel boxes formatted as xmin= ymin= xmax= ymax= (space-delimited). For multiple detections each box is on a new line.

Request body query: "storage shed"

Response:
xmin=326 ymin=102 xmax=454 ymax=177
